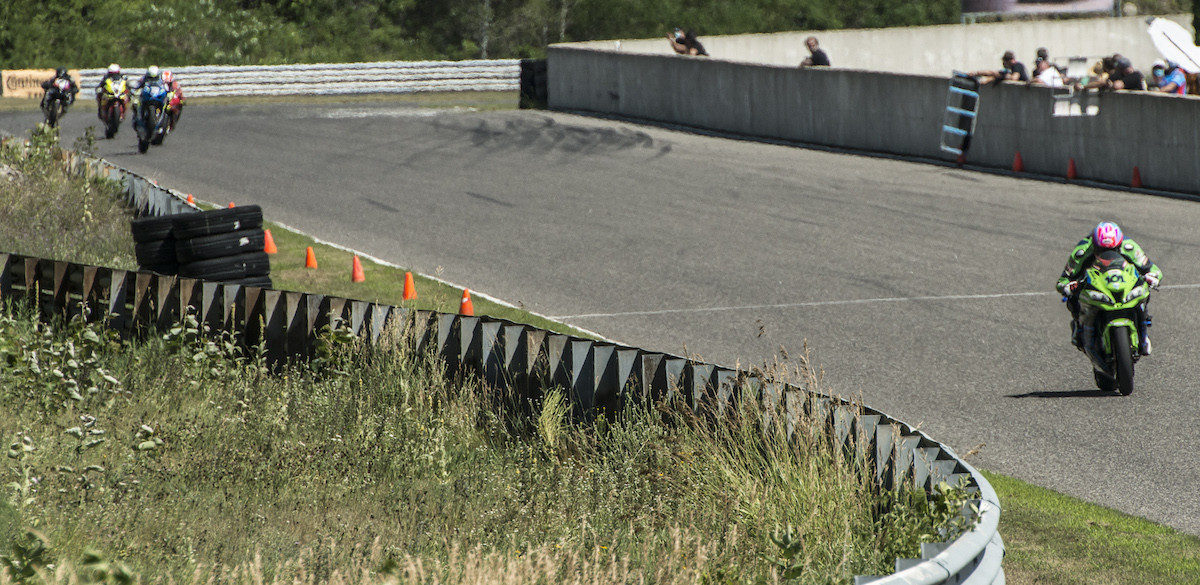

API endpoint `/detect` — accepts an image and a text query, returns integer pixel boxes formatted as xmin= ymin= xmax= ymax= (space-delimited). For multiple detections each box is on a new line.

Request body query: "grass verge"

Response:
xmin=984 ymin=470 xmax=1200 ymax=584
xmin=262 ymin=220 xmax=595 ymax=338
xmin=0 ymin=309 xmax=957 ymax=584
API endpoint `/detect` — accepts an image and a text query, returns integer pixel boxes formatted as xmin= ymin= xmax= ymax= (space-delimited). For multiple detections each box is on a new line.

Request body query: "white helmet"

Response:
xmin=107 ymin=63 xmax=120 ymax=74
xmin=146 ymin=65 xmax=160 ymax=78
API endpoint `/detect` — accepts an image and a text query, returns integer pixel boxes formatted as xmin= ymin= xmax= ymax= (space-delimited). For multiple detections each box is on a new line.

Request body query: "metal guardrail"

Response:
xmin=0 ymin=136 xmax=1003 ymax=585
xmin=72 ymin=60 xmax=520 ymax=99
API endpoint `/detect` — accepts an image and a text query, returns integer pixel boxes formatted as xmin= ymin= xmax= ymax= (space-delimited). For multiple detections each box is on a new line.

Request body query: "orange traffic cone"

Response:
xmin=1131 ymin=166 xmax=1143 ymax=188
xmin=459 ymin=289 xmax=475 ymax=316
xmin=403 ymin=271 xmax=417 ymax=300
xmin=304 ymin=246 xmax=318 ymax=269
xmin=263 ymin=229 xmax=278 ymax=254
xmin=186 ymin=193 xmax=195 ymax=205
xmin=1012 ymin=151 xmax=1024 ymax=173
xmin=1067 ymin=158 xmax=1077 ymax=180
xmin=351 ymin=256 xmax=365 ymax=283
xmin=228 ymin=201 xmax=236 ymax=208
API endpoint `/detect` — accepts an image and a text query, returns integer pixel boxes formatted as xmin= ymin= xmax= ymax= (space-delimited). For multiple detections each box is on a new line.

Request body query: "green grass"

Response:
xmin=262 ymin=219 xmax=596 ymax=338
xmin=984 ymin=471 xmax=1200 ymax=584
xmin=0 ymin=309 xmax=953 ymax=585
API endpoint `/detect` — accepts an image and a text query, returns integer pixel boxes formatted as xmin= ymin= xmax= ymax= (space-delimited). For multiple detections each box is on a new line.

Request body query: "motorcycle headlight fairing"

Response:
xmin=1087 ymin=290 xmax=1109 ymax=302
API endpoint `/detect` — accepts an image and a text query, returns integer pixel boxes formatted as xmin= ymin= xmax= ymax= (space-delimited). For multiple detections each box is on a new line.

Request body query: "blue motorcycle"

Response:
xmin=132 ymin=82 xmax=171 ymax=153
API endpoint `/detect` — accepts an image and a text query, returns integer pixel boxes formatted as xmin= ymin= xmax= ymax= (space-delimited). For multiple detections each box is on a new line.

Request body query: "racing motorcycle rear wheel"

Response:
xmin=103 ymin=101 xmax=121 ymax=139
xmin=44 ymin=100 xmax=63 ymax=128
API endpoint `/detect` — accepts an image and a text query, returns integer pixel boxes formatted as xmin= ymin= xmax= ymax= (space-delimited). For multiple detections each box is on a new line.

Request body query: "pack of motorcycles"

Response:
xmin=42 ymin=76 xmax=178 ymax=154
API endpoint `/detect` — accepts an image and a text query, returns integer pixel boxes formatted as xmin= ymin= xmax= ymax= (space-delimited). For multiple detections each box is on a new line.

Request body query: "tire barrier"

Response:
xmin=129 ymin=206 xmax=270 ymax=287
xmin=0 ymin=250 xmax=1003 ymax=585
xmin=3 ymin=132 xmax=270 ymax=287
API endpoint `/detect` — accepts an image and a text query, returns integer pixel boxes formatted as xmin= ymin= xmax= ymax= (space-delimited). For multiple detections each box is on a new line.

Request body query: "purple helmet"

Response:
xmin=1093 ymin=221 xmax=1124 ymax=250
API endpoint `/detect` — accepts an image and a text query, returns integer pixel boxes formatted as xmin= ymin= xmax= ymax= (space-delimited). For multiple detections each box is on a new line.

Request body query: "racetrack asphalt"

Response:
xmin=4 ymin=100 xmax=1199 ymax=535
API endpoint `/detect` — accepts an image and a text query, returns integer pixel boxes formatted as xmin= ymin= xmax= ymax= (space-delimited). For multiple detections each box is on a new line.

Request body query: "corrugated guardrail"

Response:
xmin=0 ymin=136 xmax=1002 ymax=585
xmin=71 ymin=60 xmax=519 ymax=99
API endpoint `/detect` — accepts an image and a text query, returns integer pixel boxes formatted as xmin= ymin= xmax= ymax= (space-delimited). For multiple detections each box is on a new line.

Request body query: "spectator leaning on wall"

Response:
xmin=1029 ymin=56 xmax=1065 ymax=88
xmin=1151 ymin=60 xmax=1188 ymax=95
xmin=971 ymin=51 xmax=1028 ymax=84
xmin=1106 ymin=56 xmax=1147 ymax=91
xmin=668 ymin=28 xmax=708 ymax=56
xmin=800 ymin=37 xmax=831 ymax=67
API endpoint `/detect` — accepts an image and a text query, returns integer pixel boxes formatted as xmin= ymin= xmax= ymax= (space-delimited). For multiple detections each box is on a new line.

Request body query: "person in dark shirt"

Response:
xmin=801 ymin=37 xmax=831 ymax=67
xmin=971 ymin=51 xmax=1028 ymax=84
xmin=667 ymin=28 xmax=708 ymax=56
xmin=1107 ymin=56 xmax=1146 ymax=91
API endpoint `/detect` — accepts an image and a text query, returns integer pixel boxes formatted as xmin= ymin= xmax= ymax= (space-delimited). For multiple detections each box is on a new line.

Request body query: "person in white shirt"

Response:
xmin=1030 ymin=56 xmax=1065 ymax=88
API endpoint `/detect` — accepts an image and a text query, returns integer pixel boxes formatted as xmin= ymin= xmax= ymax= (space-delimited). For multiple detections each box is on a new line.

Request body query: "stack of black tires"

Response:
xmin=130 ymin=205 xmax=272 ymax=288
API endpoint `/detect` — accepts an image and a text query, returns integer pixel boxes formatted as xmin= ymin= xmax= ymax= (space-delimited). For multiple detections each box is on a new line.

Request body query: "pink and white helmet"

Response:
xmin=1093 ymin=221 xmax=1124 ymax=249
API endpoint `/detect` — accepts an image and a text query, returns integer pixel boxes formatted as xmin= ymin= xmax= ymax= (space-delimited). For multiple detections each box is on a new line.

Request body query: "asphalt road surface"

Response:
xmin=4 ymin=101 xmax=1199 ymax=534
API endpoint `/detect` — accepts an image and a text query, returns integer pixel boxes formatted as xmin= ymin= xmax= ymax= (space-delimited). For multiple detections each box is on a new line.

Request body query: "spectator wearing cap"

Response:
xmin=1106 ymin=56 xmax=1146 ymax=91
xmin=668 ymin=28 xmax=708 ymax=56
xmin=1029 ymin=55 xmax=1065 ymax=88
xmin=800 ymin=37 xmax=831 ymax=67
xmin=1151 ymin=60 xmax=1188 ymax=95
xmin=971 ymin=51 xmax=1028 ymax=84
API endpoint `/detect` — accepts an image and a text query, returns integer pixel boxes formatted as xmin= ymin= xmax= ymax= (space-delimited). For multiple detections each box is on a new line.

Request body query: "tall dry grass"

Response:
xmin=0 ymin=126 xmax=135 ymax=269
xmin=0 ymin=296 xmax=959 ymax=584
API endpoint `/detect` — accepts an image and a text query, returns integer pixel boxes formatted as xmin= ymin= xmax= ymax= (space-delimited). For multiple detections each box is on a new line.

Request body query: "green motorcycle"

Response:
xmin=1071 ymin=250 xmax=1153 ymax=395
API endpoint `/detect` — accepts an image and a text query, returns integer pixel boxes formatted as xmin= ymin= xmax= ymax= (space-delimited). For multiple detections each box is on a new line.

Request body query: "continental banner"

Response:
xmin=2 ymin=69 xmax=80 ymax=98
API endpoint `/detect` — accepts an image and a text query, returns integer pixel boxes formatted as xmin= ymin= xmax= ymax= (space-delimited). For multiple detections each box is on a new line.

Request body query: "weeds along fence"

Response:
xmin=0 ymin=137 xmax=1002 ymax=584
xmin=70 ymin=60 xmax=521 ymax=99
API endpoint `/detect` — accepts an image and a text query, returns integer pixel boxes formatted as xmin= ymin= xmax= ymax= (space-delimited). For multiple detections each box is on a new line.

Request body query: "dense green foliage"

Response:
xmin=2 ymin=0 xmax=953 ymax=68
xmin=2 ymin=0 xmax=1193 ymax=68
xmin=1 ymin=0 xmax=1193 ymax=68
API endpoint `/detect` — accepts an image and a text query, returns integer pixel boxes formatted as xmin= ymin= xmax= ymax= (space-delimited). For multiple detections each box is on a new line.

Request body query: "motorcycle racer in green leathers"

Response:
xmin=1056 ymin=221 xmax=1162 ymax=355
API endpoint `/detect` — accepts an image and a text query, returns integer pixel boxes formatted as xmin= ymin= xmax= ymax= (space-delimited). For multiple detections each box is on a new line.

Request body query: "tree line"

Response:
xmin=0 ymin=0 xmax=1190 ymax=69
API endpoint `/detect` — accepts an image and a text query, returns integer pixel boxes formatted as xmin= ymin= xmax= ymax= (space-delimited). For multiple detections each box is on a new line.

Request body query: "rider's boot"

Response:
xmin=1139 ymin=314 xmax=1153 ymax=356
xmin=1071 ymin=320 xmax=1084 ymax=351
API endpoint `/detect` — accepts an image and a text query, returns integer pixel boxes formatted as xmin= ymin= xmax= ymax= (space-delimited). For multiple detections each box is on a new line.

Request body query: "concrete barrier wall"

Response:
xmin=571 ymin=14 xmax=1192 ymax=77
xmin=548 ymin=46 xmax=1200 ymax=195
xmin=550 ymin=48 xmax=949 ymax=158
